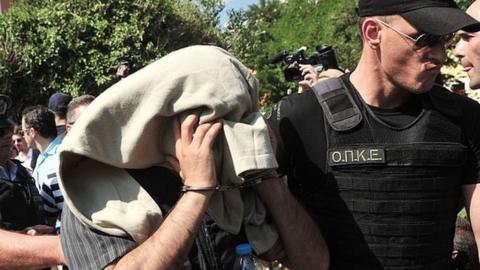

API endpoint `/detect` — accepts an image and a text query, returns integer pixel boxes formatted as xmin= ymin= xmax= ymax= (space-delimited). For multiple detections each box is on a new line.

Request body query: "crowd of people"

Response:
xmin=3 ymin=0 xmax=480 ymax=269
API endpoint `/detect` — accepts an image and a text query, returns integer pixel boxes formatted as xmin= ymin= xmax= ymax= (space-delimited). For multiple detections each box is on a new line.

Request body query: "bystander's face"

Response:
xmin=0 ymin=127 xmax=13 ymax=162
xmin=12 ymin=134 xmax=27 ymax=154
xmin=377 ymin=16 xmax=448 ymax=94
xmin=66 ymin=104 xmax=89 ymax=132
xmin=455 ymin=1 xmax=480 ymax=89
xmin=21 ymin=117 xmax=33 ymax=148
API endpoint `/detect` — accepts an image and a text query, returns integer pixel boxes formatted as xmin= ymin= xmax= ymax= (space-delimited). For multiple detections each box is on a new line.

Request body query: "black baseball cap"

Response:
xmin=0 ymin=95 xmax=14 ymax=129
xmin=48 ymin=92 xmax=72 ymax=115
xmin=357 ymin=0 xmax=480 ymax=35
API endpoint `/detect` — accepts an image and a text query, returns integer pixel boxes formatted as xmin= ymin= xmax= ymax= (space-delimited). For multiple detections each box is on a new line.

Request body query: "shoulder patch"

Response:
xmin=312 ymin=78 xmax=362 ymax=131
xmin=47 ymin=173 xmax=57 ymax=179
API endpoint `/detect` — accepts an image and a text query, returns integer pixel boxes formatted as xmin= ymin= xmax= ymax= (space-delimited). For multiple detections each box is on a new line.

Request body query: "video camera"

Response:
xmin=270 ymin=45 xmax=339 ymax=82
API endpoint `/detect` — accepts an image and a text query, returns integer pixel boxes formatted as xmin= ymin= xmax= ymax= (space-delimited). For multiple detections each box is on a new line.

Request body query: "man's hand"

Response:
xmin=298 ymin=64 xmax=320 ymax=93
xmin=170 ymin=114 xmax=222 ymax=188
xmin=318 ymin=68 xmax=344 ymax=81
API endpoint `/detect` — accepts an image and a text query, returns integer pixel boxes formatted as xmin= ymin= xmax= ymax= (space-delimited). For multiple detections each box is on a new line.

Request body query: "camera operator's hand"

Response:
xmin=167 ymin=114 xmax=222 ymax=189
xmin=298 ymin=64 xmax=319 ymax=93
xmin=318 ymin=68 xmax=344 ymax=81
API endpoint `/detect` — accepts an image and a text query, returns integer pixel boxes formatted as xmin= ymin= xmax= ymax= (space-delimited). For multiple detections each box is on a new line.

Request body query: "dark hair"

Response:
xmin=66 ymin=94 xmax=95 ymax=123
xmin=13 ymin=125 xmax=23 ymax=136
xmin=22 ymin=105 xmax=57 ymax=139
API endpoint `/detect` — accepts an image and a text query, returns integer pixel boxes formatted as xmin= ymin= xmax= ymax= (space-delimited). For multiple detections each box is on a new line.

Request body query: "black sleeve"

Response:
xmin=459 ymin=97 xmax=480 ymax=185
xmin=60 ymin=205 xmax=136 ymax=270
xmin=267 ymin=92 xmax=329 ymax=206
xmin=267 ymin=99 xmax=292 ymax=176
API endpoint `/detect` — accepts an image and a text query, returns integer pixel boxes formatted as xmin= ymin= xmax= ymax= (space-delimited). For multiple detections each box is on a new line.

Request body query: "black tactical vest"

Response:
xmin=0 ymin=160 xmax=46 ymax=230
xmin=310 ymin=78 xmax=466 ymax=270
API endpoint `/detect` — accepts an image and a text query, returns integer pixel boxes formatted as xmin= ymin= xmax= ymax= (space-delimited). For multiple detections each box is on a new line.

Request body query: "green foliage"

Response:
xmin=0 ymin=0 xmax=223 ymax=117
xmin=456 ymin=0 xmax=475 ymax=9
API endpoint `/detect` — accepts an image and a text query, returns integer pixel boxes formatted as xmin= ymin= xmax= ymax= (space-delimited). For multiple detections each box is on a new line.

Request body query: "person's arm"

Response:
xmin=0 ymin=229 xmax=64 ymax=270
xmin=256 ymin=123 xmax=329 ymax=269
xmin=255 ymin=177 xmax=329 ymax=270
xmin=106 ymin=114 xmax=222 ymax=270
xmin=463 ymin=183 xmax=480 ymax=260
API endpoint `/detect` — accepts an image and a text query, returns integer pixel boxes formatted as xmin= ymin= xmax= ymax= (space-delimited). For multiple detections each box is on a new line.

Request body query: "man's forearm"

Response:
xmin=256 ymin=178 xmax=329 ymax=270
xmin=463 ymin=184 xmax=480 ymax=260
xmin=0 ymin=229 xmax=64 ymax=270
xmin=108 ymin=191 xmax=212 ymax=270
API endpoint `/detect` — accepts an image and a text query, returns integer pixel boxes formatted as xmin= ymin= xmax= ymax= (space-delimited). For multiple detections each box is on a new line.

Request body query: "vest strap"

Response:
xmin=312 ymin=78 xmax=362 ymax=131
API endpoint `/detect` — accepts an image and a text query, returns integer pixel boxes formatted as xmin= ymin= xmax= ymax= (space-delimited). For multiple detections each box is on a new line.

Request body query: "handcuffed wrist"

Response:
xmin=180 ymin=185 xmax=219 ymax=193
xmin=180 ymin=171 xmax=280 ymax=193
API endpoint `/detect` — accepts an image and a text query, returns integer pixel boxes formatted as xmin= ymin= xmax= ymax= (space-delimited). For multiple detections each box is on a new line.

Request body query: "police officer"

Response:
xmin=0 ymin=94 xmax=65 ymax=268
xmin=269 ymin=0 xmax=480 ymax=269
xmin=0 ymin=95 xmax=44 ymax=230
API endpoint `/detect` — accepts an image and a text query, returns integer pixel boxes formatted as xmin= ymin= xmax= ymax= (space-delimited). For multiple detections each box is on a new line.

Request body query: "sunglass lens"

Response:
xmin=416 ymin=34 xmax=454 ymax=48
xmin=416 ymin=34 xmax=437 ymax=47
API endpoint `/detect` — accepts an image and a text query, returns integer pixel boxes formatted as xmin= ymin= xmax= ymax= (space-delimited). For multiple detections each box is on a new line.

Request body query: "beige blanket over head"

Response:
xmin=58 ymin=45 xmax=279 ymax=254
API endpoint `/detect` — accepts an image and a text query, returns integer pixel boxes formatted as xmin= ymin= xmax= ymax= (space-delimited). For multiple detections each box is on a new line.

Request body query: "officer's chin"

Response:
xmin=469 ymin=78 xmax=480 ymax=90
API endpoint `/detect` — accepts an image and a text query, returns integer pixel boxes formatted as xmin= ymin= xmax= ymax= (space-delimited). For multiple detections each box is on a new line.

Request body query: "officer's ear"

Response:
xmin=362 ymin=18 xmax=381 ymax=49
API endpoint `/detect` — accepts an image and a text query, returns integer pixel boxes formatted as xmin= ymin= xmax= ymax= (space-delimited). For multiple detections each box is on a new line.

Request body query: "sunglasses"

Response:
xmin=376 ymin=19 xmax=454 ymax=48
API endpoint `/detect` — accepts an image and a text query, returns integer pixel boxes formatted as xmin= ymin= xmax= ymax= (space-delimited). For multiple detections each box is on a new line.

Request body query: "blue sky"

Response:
xmin=219 ymin=0 xmax=259 ymax=26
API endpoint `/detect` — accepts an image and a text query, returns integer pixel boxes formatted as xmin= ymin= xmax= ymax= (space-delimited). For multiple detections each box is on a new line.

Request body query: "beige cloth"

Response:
xmin=58 ymin=45 xmax=278 ymax=254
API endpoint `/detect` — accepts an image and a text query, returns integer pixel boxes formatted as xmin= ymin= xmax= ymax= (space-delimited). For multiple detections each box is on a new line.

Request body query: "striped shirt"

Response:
xmin=33 ymin=136 xmax=64 ymax=225
xmin=61 ymin=206 xmax=135 ymax=270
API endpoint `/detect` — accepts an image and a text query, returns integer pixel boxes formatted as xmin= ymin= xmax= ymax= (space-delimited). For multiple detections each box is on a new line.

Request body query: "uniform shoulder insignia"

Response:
xmin=312 ymin=78 xmax=362 ymax=131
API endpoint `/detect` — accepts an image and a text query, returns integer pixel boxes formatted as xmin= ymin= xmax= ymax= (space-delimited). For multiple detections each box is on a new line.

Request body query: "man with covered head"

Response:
xmin=58 ymin=46 xmax=328 ymax=270
xmin=268 ymin=0 xmax=480 ymax=269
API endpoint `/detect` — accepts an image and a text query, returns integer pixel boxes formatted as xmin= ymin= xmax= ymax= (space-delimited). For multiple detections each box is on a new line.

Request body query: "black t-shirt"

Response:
xmin=268 ymin=74 xmax=480 ymax=195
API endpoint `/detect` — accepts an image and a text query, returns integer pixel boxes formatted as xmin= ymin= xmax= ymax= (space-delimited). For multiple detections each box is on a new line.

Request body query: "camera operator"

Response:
xmin=298 ymin=64 xmax=345 ymax=93
xmin=271 ymin=45 xmax=344 ymax=94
